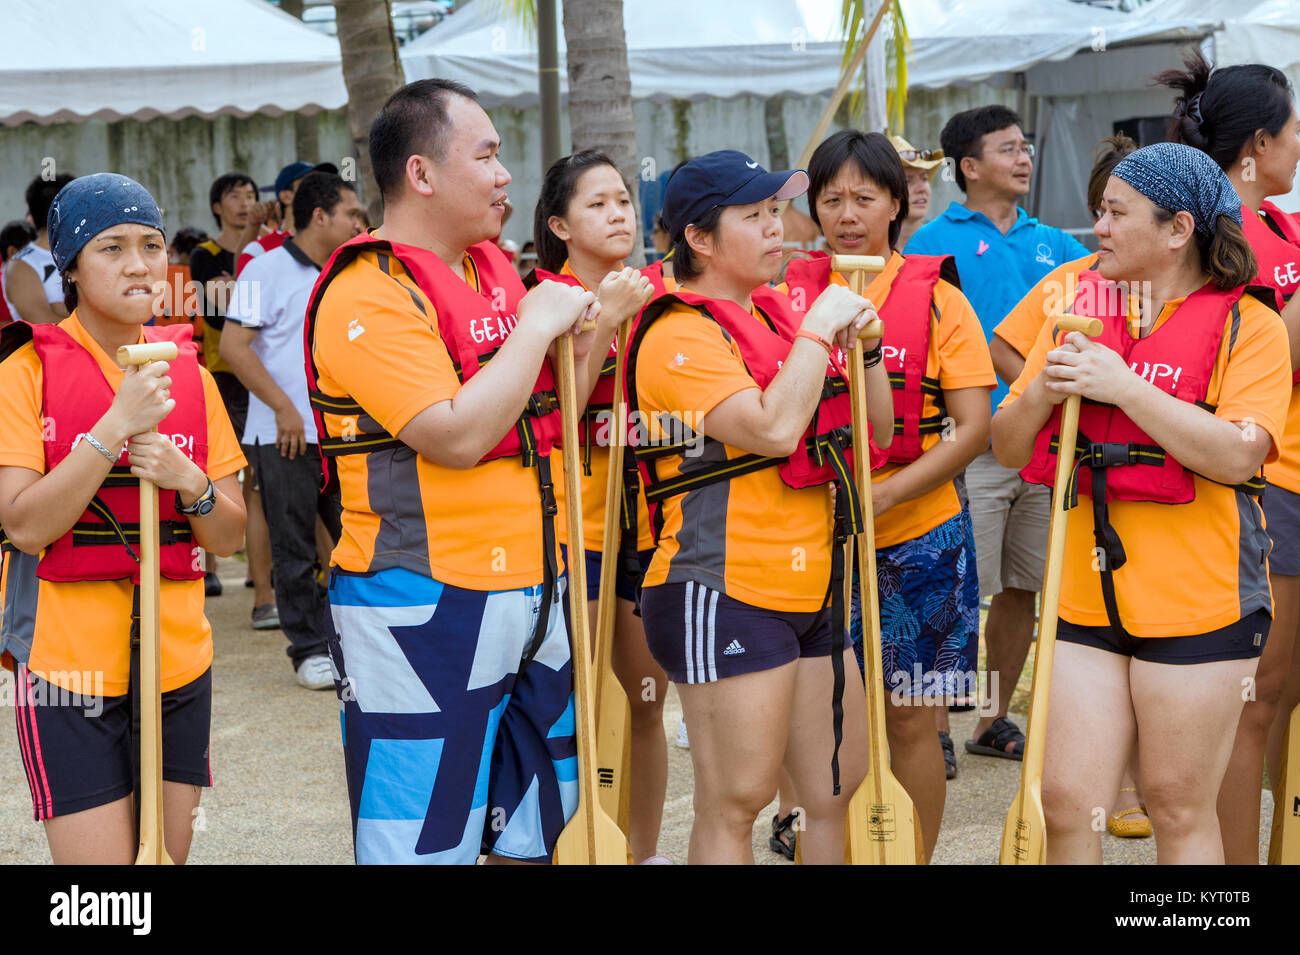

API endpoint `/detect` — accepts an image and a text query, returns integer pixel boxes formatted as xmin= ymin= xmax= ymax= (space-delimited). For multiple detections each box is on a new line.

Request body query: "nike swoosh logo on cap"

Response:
xmin=746 ymin=161 xmax=759 ymax=169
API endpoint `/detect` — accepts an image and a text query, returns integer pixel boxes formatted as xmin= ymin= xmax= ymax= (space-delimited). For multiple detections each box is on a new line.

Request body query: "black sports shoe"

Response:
xmin=204 ymin=572 xmax=223 ymax=598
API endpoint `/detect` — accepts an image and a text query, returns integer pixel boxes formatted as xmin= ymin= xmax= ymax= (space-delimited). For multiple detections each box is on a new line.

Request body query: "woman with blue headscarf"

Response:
xmin=992 ymin=143 xmax=1292 ymax=863
xmin=0 ymin=174 xmax=246 ymax=864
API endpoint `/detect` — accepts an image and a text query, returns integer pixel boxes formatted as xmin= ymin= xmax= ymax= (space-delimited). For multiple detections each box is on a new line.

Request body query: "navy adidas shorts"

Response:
xmin=640 ymin=580 xmax=834 ymax=684
xmin=13 ymin=664 xmax=211 ymax=821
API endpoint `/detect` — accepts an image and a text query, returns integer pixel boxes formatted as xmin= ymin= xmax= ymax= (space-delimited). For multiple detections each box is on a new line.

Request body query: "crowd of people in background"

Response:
xmin=2 ymin=43 xmax=1299 ymax=867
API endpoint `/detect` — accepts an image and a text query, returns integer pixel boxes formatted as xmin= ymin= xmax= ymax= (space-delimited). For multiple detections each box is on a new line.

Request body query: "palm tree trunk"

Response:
xmin=334 ymin=0 xmax=407 ymax=224
xmin=561 ymin=0 xmax=644 ymax=266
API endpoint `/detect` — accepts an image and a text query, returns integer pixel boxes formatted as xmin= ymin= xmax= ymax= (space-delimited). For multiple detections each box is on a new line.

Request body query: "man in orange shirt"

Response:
xmin=307 ymin=79 xmax=614 ymax=864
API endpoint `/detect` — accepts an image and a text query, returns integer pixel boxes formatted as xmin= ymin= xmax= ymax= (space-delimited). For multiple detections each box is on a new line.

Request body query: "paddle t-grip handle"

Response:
xmin=118 ymin=342 xmax=179 ymax=366
xmin=1056 ymin=316 xmax=1102 ymax=338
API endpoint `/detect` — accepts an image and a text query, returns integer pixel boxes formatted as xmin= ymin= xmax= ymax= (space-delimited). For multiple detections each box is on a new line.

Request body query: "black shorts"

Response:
xmin=1055 ymin=609 xmax=1269 ymax=665
xmin=559 ymin=544 xmax=655 ymax=603
xmin=641 ymin=580 xmax=833 ymax=684
xmin=13 ymin=665 xmax=212 ymax=820
xmin=1264 ymin=482 xmax=1300 ymax=576
xmin=212 ymin=370 xmax=249 ymax=444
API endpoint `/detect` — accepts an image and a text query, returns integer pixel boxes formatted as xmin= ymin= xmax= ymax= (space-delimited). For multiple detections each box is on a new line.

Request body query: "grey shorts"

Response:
xmin=965 ymin=448 xmax=1049 ymax=597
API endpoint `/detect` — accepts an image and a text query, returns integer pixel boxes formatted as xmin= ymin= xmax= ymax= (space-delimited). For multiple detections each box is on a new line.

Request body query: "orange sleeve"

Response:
xmin=314 ymin=263 xmax=463 ymax=436
xmin=993 ymin=258 xmax=1090 ymax=358
xmin=1000 ymin=316 xmax=1056 ymax=409
xmin=1210 ymin=295 xmax=1291 ymax=462
xmin=0 ymin=346 xmax=48 ymax=473
xmin=933 ymin=282 xmax=996 ymax=391
xmin=636 ymin=308 xmax=761 ymax=419
xmin=200 ymin=366 xmax=247 ymax=479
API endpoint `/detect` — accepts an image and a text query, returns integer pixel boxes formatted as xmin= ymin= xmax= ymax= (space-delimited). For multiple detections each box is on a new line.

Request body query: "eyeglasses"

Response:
xmin=993 ymin=143 xmax=1035 ymax=159
xmin=897 ymin=149 xmax=937 ymax=162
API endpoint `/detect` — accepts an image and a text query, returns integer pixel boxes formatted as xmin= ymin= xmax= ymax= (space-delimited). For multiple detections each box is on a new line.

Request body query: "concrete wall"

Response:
xmin=0 ymin=82 xmax=1016 ymax=250
xmin=0 ymin=110 xmax=352 ymax=239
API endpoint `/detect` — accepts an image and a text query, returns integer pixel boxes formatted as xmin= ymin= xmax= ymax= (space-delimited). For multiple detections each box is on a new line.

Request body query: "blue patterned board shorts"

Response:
xmin=851 ymin=508 xmax=981 ymax=699
xmin=326 ymin=567 xmax=578 ymax=864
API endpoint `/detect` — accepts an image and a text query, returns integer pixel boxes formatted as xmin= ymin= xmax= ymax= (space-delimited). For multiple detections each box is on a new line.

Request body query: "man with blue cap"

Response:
xmin=237 ymin=160 xmax=340 ymax=277
xmin=0 ymin=172 xmax=247 ymax=865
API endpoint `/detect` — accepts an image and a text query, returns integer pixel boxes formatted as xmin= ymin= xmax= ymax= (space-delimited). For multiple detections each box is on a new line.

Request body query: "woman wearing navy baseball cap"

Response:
xmin=624 ymin=150 xmax=894 ymax=863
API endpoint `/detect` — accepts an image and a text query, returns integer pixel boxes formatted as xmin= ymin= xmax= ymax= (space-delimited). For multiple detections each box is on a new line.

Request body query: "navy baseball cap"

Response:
xmin=662 ymin=150 xmax=809 ymax=242
xmin=263 ymin=161 xmax=340 ymax=196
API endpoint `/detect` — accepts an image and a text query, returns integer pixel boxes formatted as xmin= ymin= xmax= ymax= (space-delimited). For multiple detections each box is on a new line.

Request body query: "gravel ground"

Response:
xmin=0 ymin=556 xmax=1273 ymax=864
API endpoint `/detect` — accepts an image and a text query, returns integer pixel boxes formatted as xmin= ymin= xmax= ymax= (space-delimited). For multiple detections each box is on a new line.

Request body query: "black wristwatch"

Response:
xmin=177 ymin=478 xmax=217 ymax=517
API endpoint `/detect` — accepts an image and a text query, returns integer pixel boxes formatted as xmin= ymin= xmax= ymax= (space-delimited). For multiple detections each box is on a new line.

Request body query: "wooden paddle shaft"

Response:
xmin=593 ymin=323 xmax=633 ymax=837
xmin=557 ymin=334 xmax=601 ymax=863
xmin=118 ymin=342 xmax=177 ymax=866
xmin=1003 ymin=315 xmax=1100 ymax=864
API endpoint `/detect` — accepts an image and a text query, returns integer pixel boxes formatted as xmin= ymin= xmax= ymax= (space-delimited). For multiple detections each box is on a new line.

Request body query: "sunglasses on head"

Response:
xmin=897 ymin=149 xmax=937 ymax=162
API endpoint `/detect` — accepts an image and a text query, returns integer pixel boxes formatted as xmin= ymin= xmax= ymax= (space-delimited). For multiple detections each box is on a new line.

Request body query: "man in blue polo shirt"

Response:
xmin=906 ymin=105 xmax=1088 ymax=765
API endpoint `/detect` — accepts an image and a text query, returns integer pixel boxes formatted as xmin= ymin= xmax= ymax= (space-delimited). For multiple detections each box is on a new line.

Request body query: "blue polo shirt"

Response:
xmin=905 ymin=202 xmax=1089 ymax=407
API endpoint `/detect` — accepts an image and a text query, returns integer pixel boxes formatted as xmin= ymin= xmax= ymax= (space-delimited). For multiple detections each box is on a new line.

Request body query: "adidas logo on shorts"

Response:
xmin=722 ymin=639 xmax=745 ymax=656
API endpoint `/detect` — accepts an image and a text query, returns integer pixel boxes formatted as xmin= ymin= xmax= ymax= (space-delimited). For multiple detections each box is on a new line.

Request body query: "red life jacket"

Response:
xmin=1019 ymin=270 xmax=1264 ymax=504
xmin=625 ymin=285 xmax=883 ymax=544
xmin=528 ymin=261 xmax=670 ymax=469
xmin=784 ymin=251 xmax=957 ymax=464
xmin=1240 ymin=201 xmax=1300 ymax=383
xmin=304 ymin=234 xmax=562 ymax=474
xmin=25 ymin=322 xmax=206 ymax=584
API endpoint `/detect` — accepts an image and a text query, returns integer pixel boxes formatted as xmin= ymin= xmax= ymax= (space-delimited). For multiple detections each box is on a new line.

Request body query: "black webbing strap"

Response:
xmin=825 ymin=489 xmax=851 ymax=796
xmin=71 ymin=519 xmax=192 ymax=548
xmin=84 ymin=495 xmax=139 ymax=562
xmin=641 ymin=451 xmax=783 ymax=504
xmin=520 ymin=445 xmax=558 ymax=674
xmin=128 ymin=584 xmax=142 ymax=843
xmin=1081 ymin=443 xmax=1131 ymax=636
xmin=580 ymin=403 xmax=613 ymax=478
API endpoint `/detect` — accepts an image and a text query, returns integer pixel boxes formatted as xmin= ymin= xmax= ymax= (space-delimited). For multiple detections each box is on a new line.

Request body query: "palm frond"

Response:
xmin=838 ymin=0 xmax=909 ymax=133
xmin=488 ymin=0 xmax=536 ymax=38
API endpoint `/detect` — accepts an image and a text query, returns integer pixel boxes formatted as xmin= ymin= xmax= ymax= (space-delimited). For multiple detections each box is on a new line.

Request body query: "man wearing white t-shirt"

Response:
xmin=221 ymin=172 xmax=364 ymax=689
xmin=3 ymin=174 xmax=75 ymax=324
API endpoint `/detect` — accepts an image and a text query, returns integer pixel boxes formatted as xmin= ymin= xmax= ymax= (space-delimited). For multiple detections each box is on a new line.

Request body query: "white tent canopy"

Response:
xmin=0 ymin=0 xmax=348 ymax=126
xmin=400 ymin=0 xmax=1211 ymax=104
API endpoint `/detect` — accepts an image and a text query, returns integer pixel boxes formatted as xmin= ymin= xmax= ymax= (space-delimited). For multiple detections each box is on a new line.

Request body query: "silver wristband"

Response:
xmin=82 ymin=432 xmax=120 ymax=465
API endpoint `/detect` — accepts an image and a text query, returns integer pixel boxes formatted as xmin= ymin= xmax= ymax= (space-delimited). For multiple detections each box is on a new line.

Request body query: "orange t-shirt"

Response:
xmin=1002 ymin=287 xmax=1290 ymax=636
xmin=312 ymin=247 xmax=561 ymax=591
xmin=550 ymin=261 xmax=656 ymax=554
xmin=993 ymin=255 xmax=1099 ymax=360
xmin=634 ymin=296 xmax=835 ymax=612
xmin=0 ymin=314 xmax=245 ymax=694
xmin=781 ymin=255 xmax=996 ymax=547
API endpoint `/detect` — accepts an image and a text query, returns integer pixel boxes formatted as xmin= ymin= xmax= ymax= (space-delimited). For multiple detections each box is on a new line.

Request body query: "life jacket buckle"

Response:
xmin=1089 ymin=441 xmax=1131 ymax=470
xmin=540 ymin=480 xmax=558 ymax=517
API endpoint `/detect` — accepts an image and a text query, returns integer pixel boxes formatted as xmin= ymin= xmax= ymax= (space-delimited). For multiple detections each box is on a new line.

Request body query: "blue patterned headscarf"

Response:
xmin=47 ymin=173 xmax=165 ymax=272
xmin=1111 ymin=142 xmax=1242 ymax=236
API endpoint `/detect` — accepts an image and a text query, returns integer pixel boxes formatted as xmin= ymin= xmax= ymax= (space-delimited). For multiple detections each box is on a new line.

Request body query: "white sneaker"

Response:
xmin=296 ymin=654 xmax=334 ymax=690
xmin=675 ymin=718 xmax=690 ymax=749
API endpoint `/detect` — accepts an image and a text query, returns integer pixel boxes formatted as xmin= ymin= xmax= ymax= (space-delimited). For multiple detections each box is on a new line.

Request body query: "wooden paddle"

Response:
xmin=119 ymin=340 xmax=179 ymax=867
xmin=832 ymin=254 xmax=924 ymax=865
xmin=1269 ymin=703 xmax=1300 ymax=864
xmin=553 ymin=324 xmax=630 ymax=865
xmin=998 ymin=314 xmax=1103 ymax=865
xmin=592 ymin=321 xmax=634 ymax=841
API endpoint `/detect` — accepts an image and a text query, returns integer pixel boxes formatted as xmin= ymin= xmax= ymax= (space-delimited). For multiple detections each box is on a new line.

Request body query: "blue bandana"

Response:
xmin=47 ymin=173 xmax=165 ymax=273
xmin=1111 ymin=143 xmax=1243 ymax=236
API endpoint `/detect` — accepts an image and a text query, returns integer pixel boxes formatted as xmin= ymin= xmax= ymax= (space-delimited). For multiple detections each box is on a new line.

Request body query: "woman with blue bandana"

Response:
xmin=1156 ymin=50 xmax=1300 ymax=864
xmin=0 ymin=174 xmax=247 ymax=864
xmin=992 ymin=143 xmax=1292 ymax=863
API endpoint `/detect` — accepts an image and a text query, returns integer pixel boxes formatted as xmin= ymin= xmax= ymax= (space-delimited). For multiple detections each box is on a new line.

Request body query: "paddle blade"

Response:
xmin=1269 ymin=704 xmax=1300 ymax=865
xmin=846 ymin=770 xmax=921 ymax=865
xmin=594 ymin=673 xmax=632 ymax=836
xmin=999 ymin=784 xmax=1046 ymax=865
xmin=553 ymin=800 xmax=629 ymax=865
